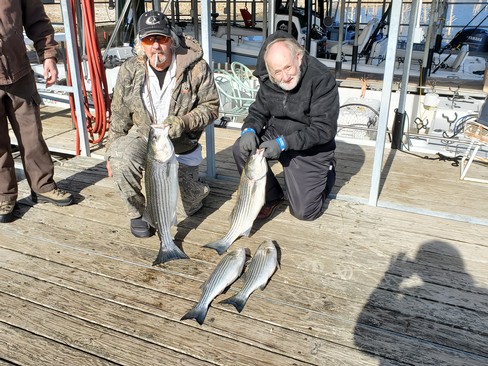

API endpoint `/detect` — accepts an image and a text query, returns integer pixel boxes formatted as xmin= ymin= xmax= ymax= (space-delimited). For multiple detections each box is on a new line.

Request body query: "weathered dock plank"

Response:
xmin=3 ymin=107 xmax=488 ymax=365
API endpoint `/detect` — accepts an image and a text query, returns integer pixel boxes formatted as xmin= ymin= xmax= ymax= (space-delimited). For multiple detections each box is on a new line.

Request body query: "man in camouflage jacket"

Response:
xmin=105 ymin=11 xmax=219 ymax=238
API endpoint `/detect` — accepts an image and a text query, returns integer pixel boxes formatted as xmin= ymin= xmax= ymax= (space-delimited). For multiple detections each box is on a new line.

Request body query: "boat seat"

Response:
xmin=460 ymin=99 xmax=488 ymax=183
xmin=329 ymin=18 xmax=379 ymax=56
xmin=448 ymin=44 xmax=470 ymax=71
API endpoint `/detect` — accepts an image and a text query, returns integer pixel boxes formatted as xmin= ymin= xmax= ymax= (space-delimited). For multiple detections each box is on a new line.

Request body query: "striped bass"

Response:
xmin=181 ymin=247 xmax=249 ymax=325
xmin=145 ymin=125 xmax=189 ymax=265
xmin=220 ymin=240 xmax=279 ymax=313
xmin=204 ymin=149 xmax=267 ymax=255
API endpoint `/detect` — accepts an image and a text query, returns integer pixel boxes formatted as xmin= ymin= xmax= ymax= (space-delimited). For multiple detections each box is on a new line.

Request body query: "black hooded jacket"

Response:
xmin=242 ymin=31 xmax=339 ymax=154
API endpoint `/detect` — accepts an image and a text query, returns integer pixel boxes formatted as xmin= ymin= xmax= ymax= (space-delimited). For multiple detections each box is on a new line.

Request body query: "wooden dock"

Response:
xmin=2 ymin=105 xmax=488 ymax=365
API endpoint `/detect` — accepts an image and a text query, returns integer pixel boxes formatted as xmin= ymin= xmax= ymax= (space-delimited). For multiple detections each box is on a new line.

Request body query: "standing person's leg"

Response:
xmin=7 ymin=72 xmax=72 ymax=205
xmin=0 ymin=90 xmax=18 ymax=222
xmin=0 ymin=91 xmax=18 ymax=201
xmin=281 ymin=149 xmax=336 ymax=221
xmin=107 ymin=133 xmax=152 ymax=237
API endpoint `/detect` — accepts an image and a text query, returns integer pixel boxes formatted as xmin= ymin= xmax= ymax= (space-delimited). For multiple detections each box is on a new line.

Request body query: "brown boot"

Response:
xmin=256 ymin=197 xmax=283 ymax=220
xmin=0 ymin=201 xmax=16 ymax=223
xmin=31 ymin=187 xmax=73 ymax=206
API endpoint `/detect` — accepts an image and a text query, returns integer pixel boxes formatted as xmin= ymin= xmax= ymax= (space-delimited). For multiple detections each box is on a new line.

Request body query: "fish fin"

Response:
xmin=153 ymin=243 xmax=189 ymax=265
xmin=258 ymin=279 xmax=272 ymax=291
xmin=258 ymin=265 xmax=279 ymax=290
xmin=220 ymin=294 xmax=247 ymax=313
xmin=181 ymin=303 xmax=207 ymax=325
xmin=241 ymin=225 xmax=253 ymax=237
xmin=228 ymin=205 xmax=237 ymax=225
xmin=203 ymin=239 xmax=232 ymax=255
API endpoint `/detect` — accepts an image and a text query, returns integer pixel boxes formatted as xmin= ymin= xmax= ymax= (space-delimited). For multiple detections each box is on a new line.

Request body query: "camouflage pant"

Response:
xmin=106 ymin=133 xmax=209 ymax=219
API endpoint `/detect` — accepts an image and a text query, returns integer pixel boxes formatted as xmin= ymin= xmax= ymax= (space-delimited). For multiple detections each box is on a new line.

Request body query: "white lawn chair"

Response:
xmin=230 ymin=61 xmax=259 ymax=99
xmin=214 ymin=72 xmax=255 ymax=125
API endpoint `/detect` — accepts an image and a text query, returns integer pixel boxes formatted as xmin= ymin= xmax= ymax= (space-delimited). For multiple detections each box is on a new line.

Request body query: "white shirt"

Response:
xmin=142 ymin=55 xmax=203 ymax=166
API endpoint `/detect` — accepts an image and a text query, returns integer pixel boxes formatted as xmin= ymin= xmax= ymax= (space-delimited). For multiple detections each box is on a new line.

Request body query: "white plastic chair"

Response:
xmin=460 ymin=120 xmax=488 ymax=183
xmin=230 ymin=61 xmax=259 ymax=98
xmin=214 ymin=72 xmax=255 ymax=124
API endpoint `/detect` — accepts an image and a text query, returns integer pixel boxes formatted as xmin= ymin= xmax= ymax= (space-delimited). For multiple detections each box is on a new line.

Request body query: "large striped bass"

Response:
xmin=181 ymin=247 xmax=249 ymax=325
xmin=220 ymin=240 xmax=279 ymax=313
xmin=145 ymin=124 xmax=189 ymax=265
xmin=204 ymin=149 xmax=267 ymax=255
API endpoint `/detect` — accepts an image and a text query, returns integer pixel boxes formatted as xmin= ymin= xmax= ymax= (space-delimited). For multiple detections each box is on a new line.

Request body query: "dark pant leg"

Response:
xmin=5 ymin=72 xmax=55 ymax=193
xmin=0 ymin=91 xmax=18 ymax=201
xmin=232 ymin=136 xmax=284 ymax=202
xmin=280 ymin=149 xmax=336 ymax=221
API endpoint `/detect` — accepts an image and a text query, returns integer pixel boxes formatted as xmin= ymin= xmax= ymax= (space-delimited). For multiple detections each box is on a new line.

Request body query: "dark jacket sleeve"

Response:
xmin=241 ymin=90 xmax=270 ymax=134
xmin=23 ymin=0 xmax=58 ymax=63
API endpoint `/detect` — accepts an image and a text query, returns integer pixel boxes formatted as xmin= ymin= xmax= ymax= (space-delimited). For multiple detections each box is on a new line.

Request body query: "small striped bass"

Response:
xmin=145 ymin=124 xmax=189 ymax=265
xmin=181 ymin=247 xmax=249 ymax=325
xmin=204 ymin=149 xmax=267 ymax=255
xmin=220 ymin=240 xmax=279 ymax=313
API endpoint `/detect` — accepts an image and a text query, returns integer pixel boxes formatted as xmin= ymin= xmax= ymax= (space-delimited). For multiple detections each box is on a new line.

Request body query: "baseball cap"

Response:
xmin=138 ymin=10 xmax=171 ymax=38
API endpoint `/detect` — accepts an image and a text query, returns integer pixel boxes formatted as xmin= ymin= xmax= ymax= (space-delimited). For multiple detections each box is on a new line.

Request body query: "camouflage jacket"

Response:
xmin=0 ymin=0 xmax=58 ymax=85
xmin=106 ymin=35 xmax=219 ymax=155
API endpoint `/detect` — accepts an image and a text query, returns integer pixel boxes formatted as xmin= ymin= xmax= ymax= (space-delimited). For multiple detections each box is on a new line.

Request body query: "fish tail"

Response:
xmin=220 ymin=294 xmax=247 ymax=313
xmin=203 ymin=239 xmax=232 ymax=255
xmin=153 ymin=243 xmax=189 ymax=265
xmin=180 ymin=303 xmax=207 ymax=325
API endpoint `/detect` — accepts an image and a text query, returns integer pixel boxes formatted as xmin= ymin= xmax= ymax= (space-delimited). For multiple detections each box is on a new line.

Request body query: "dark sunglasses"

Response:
xmin=140 ymin=35 xmax=171 ymax=46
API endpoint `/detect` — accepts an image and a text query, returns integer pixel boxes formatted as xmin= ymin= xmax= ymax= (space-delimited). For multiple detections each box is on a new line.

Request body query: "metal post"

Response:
xmin=201 ymin=0 xmax=216 ymax=179
xmin=305 ymin=0 xmax=312 ymax=51
xmin=335 ymin=0 xmax=346 ymax=75
xmin=351 ymin=0 xmax=362 ymax=71
xmin=153 ymin=0 xmax=161 ymax=12
xmin=60 ymin=0 xmax=90 ymax=156
xmin=391 ymin=0 xmax=420 ymax=149
xmin=226 ymin=0 xmax=232 ymax=64
xmin=369 ymin=0 xmax=403 ymax=206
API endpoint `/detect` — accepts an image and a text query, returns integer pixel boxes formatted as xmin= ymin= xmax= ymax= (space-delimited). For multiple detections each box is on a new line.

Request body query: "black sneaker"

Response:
xmin=31 ymin=187 xmax=73 ymax=206
xmin=0 ymin=201 xmax=15 ymax=223
xmin=130 ymin=217 xmax=155 ymax=238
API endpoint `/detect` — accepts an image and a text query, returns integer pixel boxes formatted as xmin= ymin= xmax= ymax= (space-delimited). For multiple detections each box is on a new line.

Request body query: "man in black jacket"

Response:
xmin=233 ymin=31 xmax=339 ymax=221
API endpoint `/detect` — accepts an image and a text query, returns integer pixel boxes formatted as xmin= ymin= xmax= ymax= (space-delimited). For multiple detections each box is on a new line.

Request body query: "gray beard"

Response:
xmin=277 ymin=69 xmax=301 ymax=91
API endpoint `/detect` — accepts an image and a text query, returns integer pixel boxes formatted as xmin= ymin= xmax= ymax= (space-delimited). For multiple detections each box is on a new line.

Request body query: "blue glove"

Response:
xmin=239 ymin=128 xmax=259 ymax=155
xmin=164 ymin=115 xmax=185 ymax=139
xmin=259 ymin=136 xmax=287 ymax=159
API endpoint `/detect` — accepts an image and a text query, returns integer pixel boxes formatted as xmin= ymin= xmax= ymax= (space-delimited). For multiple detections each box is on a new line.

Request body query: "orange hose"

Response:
xmin=66 ymin=0 xmax=111 ymax=155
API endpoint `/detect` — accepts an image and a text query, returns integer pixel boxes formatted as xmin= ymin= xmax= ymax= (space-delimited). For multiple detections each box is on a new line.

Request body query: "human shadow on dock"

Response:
xmin=354 ymin=240 xmax=488 ymax=365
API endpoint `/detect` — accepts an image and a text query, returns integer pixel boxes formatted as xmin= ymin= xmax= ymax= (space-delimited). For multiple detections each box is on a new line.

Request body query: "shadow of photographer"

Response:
xmin=354 ymin=240 xmax=488 ymax=365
